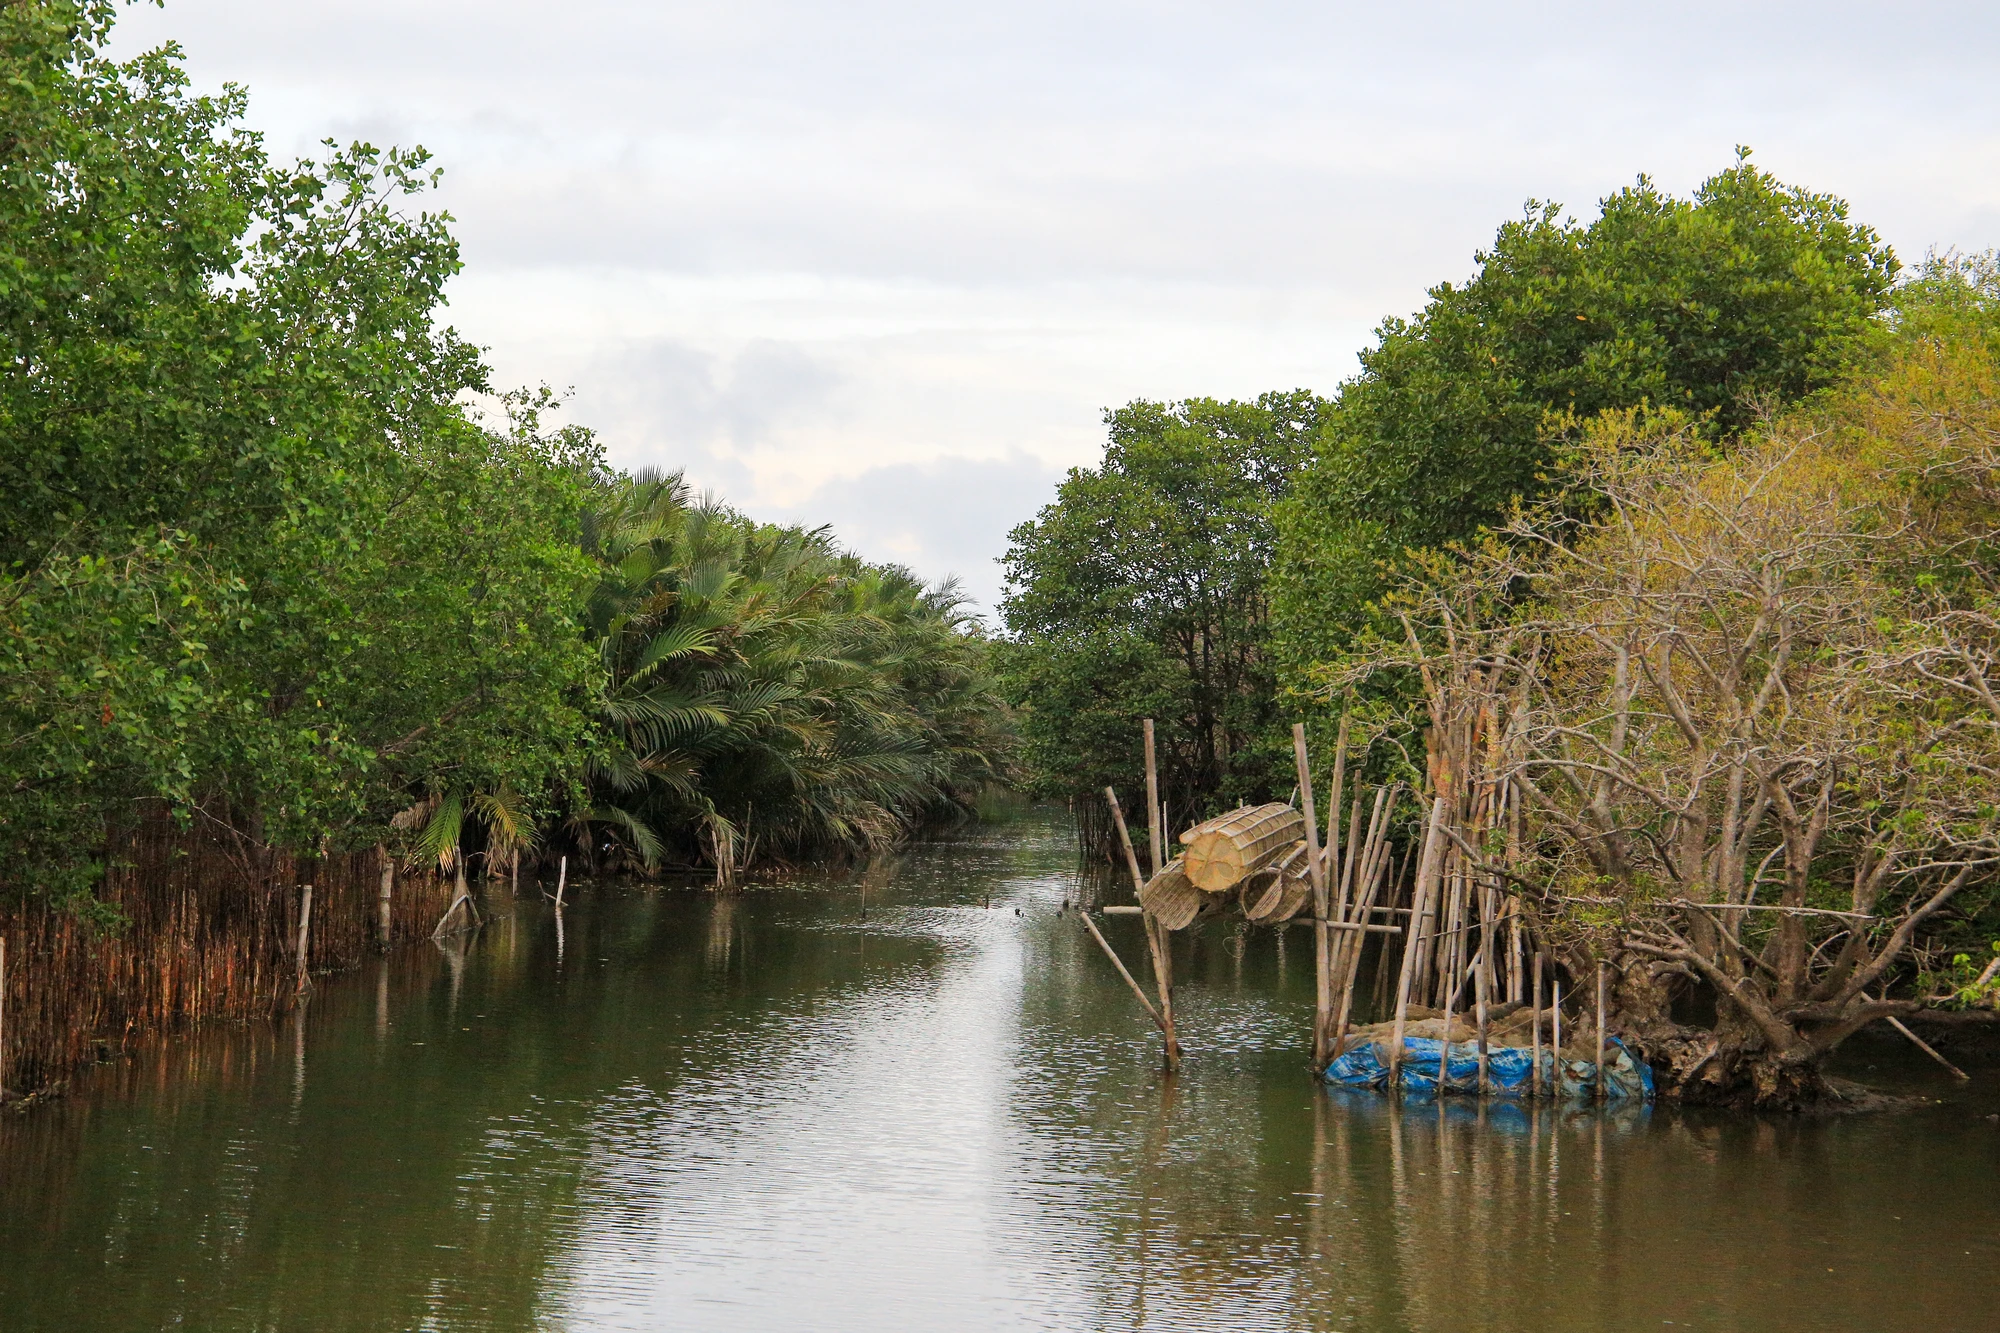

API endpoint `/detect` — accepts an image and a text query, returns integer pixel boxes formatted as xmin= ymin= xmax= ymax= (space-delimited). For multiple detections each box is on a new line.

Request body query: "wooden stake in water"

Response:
xmin=1389 ymin=796 xmax=1448 ymax=1086
xmin=1595 ymin=961 xmax=1608 ymax=1104
xmin=295 ymin=884 xmax=314 ymax=997
xmin=1296 ymin=721 xmax=1339 ymax=1069
xmin=555 ymin=855 xmax=568 ymax=908
xmin=1076 ymin=907 xmax=1169 ymax=1036
xmin=1531 ymin=951 xmax=1544 ymax=1099
xmin=377 ymin=847 xmax=394 ymax=950
xmin=1142 ymin=718 xmax=1164 ymax=878
xmin=1106 ymin=786 xmax=1180 ymax=1070
xmin=1552 ymin=977 xmax=1564 ymax=1096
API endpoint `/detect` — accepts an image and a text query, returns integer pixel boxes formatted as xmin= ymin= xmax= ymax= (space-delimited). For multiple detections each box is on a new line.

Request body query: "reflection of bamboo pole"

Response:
xmin=1106 ymin=786 xmax=1180 ymax=1068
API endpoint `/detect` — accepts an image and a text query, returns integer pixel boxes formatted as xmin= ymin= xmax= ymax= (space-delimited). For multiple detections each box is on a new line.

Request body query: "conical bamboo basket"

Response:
xmin=1181 ymin=803 xmax=1304 ymax=892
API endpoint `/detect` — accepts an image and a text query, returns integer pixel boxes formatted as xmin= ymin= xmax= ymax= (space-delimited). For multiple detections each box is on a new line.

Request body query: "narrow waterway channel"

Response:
xmin=4 ymin=810 xmax=1997 ymax=1332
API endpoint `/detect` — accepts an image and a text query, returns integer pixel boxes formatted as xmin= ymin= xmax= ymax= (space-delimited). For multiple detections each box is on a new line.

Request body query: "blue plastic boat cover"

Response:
xmin=1324 ymin=1036 xmax=1654 ymax=1101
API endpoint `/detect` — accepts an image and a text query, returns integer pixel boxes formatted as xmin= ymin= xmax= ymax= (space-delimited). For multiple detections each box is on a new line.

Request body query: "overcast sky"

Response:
xmin=112 ymin=1 xmax=2000 ymax=616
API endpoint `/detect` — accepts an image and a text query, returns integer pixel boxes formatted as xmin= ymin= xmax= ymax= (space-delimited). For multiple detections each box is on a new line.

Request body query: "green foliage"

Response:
xmin=0 ymin=3 xmax=601 ymax=907
xmin=1271 ymin=151 xmax=1900 ymax=685
xmin=997 ymin=393 xmax=1325 ymax=825
xmin=579 ymin=471 xmax=1013 ymax=872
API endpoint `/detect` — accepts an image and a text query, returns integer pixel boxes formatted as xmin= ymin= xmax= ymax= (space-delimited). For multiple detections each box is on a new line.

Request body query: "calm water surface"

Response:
xmin=4 ymin=812 xmax=1998 ymax=1332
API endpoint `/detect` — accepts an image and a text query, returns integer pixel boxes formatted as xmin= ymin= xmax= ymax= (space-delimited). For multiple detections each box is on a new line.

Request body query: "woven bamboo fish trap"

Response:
xmin=1137 ymin=857 xmax=1210 ymax=931
xmin=1181 ymin=803 xmax=1305 ymax=892
xmin=1240 ymin=841 xmax=1313 ymax=924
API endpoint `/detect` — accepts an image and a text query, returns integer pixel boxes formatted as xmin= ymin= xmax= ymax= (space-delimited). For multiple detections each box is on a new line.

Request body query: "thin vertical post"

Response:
xmin=1475 ymin=948 xmax=1491 ymax=1097
xmin=1552 ymin=978 xmax=1564 ymax=1097
xmin=1295 ymin=722 xmax=1335 ymax=1069
xmin=295 ymin=885 xmax=314 ymax=996
xmin=1595 ymin=960 xmax=1608 ymax=1104
xmin=377 ymin=847 xmax=394 ymax=949
xmin=1531 ymin=951 xmax=1544 ymax=1099
xmin=1142 ymin=719 xmax=1164 ymax=878
xmin=0 ymin=934 xmax=8 ymax=1095
xmin=555 ymin=855 xmax=568 ymax=908
xmin=1437 ymin=940 xmax=1456 ymax=1095
xmin=1389 ymin=796 xmax=1448 ymax=1085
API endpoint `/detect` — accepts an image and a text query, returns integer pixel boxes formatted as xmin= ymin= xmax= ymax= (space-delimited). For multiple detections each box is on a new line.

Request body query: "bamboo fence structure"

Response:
xmin=0 ymin=812 xmax=455 ymax=1097
xmin=1076 ymin=710 xmax=1617 ymax=1101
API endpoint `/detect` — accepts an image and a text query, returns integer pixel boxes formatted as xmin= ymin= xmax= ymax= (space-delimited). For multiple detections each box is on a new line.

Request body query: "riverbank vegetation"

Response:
xmin=1001 ymin=157 xmax=2000 ymax=1101
xmin=0 ymin=0 xmax=1011 ymax=930
xmin=1001 ymin=154 xmax=1900 ymax=829
xmin=1345 ymin=262 xmax=2000 ymax=1104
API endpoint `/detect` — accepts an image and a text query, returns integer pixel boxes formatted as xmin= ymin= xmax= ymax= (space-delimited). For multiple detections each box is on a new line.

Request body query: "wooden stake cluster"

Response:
xmin=1074 ymin=714 xmax=1632 ymax=1100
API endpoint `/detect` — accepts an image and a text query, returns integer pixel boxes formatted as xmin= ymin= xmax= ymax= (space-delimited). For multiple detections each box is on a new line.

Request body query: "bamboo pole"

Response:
xmin=1371 ymin=853 xmax=1406 ymax=1018
xmin=1531 ymin=951 xmax=1544 ymax=1100
xmin=1078 ymin=908 xmax=1169 ymax=1034
xmin=555 ymin=855 xmax=568 ymax=908
xmin=1389 ymin=796 xmax=1448 ymax=1085
xmin=1330 ymin=786 xmax=1392 ymax=1059
xmin=1106 ymin=786 xmax=1180 ymax=1069
xmin=1437 ymin=938 xmax=1457 ymax=1095
xmin=1595 ymin=961 xmax=1608 ymax=1104
xmin=1475 ymin=883 xmax=1495 ymax=1095
xmin=1474 ymin=946 xmax=1491 ymax=1097
xmin=1143 ymin=719 xmax=1164 ymax=878
xmin=1885 ymin=1014 xmax=1970 ymax=1081
xmin=1298 ymin=720 xmax=1342 ymax=1069
xmin=294 ymin=885 xmax=314 ymax=996
xmin=1552 ymin=978 xmax=1564 ymax=1095
xmin=376 ymin=847 xmax=394 ymax=950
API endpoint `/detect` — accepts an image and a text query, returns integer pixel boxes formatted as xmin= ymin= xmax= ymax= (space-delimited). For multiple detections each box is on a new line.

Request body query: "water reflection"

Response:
xmin=0 ymin=812 xmax=1994 ymax=1332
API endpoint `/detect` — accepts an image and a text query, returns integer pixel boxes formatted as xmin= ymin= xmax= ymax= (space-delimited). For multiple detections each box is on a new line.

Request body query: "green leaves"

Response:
xmin=998 ymin=392 xmax=1324 ymax=818
xmin=0 ymin=6 xmax=601 ymax=908
xmin=578 ymin=473 xmax=1013 ymax=872
xmin=1271 ymin=155 xmax=1900 ymax=687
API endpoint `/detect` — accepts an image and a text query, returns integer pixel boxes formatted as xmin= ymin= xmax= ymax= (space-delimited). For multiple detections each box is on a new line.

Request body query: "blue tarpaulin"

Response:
xmin=1325 ymin=1036 xmax=1653 ymax=1101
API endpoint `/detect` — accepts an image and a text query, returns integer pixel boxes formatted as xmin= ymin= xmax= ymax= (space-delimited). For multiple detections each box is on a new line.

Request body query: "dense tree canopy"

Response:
xmin=0 ymin=2 xmax=604 ymax=908
xmin=997 ymin=393 xmax=1323 ymax=834
xmin=1271 ymin=153 xmax=1900 ymax=690
xmin=578 ymin=470 xmax=1012 ymax=876
xmin=0 ymin=2 xmax=1009 ymax=909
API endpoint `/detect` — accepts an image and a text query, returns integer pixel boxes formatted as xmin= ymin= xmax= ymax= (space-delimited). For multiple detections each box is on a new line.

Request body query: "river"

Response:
xmin=3 ymin=811 xmax=1996 ymax=1332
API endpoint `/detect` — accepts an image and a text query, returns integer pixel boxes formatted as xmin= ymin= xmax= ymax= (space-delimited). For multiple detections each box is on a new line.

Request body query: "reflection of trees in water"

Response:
xmin=705 ymin=892 xmax=737 ymax=974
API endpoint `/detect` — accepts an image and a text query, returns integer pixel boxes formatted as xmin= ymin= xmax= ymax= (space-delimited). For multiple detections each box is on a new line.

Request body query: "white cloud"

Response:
xmin=112 ymin=0 xmax=2000 ymax=613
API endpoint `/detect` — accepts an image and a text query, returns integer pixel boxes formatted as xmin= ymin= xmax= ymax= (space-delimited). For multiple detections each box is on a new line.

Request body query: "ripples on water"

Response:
xmin=2 ymin=811 xmax=1997 ymax=1332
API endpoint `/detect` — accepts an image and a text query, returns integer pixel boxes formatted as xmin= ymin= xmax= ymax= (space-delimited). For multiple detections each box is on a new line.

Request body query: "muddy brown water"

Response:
xmin=3 ymin=811 xmax=1997 ymax=1332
